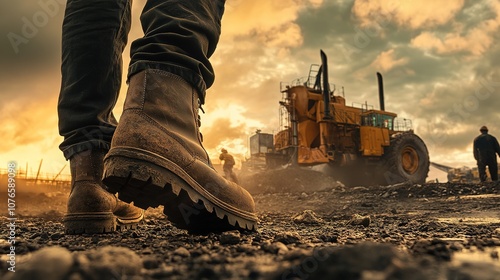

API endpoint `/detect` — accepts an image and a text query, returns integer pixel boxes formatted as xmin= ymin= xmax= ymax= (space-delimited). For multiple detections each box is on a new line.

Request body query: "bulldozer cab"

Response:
xmin=361 ymin=110 xmax=396 ymax=130
xmin=358 ymin=111 xmax=394 ymax=157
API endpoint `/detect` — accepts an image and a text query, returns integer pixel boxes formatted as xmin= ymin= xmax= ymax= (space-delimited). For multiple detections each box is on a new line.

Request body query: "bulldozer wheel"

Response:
xmin=380 ymin=133 xmax=429 ymax=185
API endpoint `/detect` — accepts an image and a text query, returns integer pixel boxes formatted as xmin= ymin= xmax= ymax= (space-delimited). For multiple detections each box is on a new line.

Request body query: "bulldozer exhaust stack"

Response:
xmin=320 ymin=50 xmax=333 ymax=120
xmin=377 ymin=72 xmax=385 ymax=111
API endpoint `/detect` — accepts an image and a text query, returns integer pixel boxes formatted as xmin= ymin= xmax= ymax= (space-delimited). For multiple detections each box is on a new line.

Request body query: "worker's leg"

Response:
xmin=223 ymin=166 xmax=231 ymax=179
xmin=478 ymin=161 xmax=487 ymax=182
xmin=230 ymin=169 xmax=239 ymax=184
xmin=58 ymin=0 xmax=131 ymax=158
xmin=58 ymin=0 xmax=143 ymax=234
xmin=489 ymin=160 xmax=498 ymax=181
xmin=127 ymin=0 xmax=224 ymax=103
xmin=103 ymin=0 xmax=257 ymax=232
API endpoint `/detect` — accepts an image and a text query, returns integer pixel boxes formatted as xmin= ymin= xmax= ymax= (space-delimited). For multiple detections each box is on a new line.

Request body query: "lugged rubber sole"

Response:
xmin=102 ymin=147 xmax=257 ymax=232
xmin=63 ymin=210 xmax=144 ymax=235
xmin=63 ymin=212 xmax=116 ymax=234
xmin=116 ymin=210 xmax=144 ymax=231
xmin=63 ymin=208 xmax=144 ymax=234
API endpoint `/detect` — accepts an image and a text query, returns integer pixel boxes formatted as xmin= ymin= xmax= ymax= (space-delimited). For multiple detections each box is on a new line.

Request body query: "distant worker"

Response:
xmin=473 ymin=126 xmax=500 ymax=182
xmin=219 ymin=149 xmax=238 ymax=183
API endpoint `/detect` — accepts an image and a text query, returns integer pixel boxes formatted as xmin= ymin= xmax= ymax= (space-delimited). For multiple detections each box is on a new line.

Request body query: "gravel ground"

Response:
xmin=2 ymin=169 xmax=500 ymax=279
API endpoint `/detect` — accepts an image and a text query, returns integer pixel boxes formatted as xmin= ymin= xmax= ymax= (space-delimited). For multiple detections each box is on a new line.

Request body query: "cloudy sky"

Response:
xmin=1 ymin=0 xmax=500 ymax=179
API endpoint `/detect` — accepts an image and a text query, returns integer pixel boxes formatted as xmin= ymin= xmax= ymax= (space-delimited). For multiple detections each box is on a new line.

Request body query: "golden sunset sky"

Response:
xmin=1 ymin=0 xmax=500 ymax=179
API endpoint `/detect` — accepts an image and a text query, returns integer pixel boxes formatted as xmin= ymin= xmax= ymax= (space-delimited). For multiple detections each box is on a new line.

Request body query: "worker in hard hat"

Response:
xmin=219 ymin=148 xmax=238 ymax=183
xmin=473 ymin=126 xmax=500 ymax=181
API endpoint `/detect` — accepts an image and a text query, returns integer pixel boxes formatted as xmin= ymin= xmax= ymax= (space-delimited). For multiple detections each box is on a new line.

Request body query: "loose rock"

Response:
xmin=292 ymin=210 xmax=324 ymax=224
xmin=5 ymin=246 xmax=73 ymax=280
xmin=173 ymin=247 xmax=191 ymax=258
xmin=219 ymin=230 xmax=241 ymax=245
xmin=347 ymin=214 xmax=371 ymax=227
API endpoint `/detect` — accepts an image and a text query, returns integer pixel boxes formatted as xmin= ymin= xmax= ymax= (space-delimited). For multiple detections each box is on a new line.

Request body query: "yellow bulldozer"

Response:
xmin=264 ymin=50 xmax=430 ymax=186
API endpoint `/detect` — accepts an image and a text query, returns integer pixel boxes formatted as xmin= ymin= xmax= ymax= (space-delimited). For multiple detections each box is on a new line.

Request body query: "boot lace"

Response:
xmin=197 ymin=99 xmax=205 ymax=142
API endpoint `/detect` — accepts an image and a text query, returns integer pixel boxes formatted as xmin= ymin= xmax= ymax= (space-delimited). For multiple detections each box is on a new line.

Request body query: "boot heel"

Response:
xmin=63 ymin=213 xmax=116 ymax=234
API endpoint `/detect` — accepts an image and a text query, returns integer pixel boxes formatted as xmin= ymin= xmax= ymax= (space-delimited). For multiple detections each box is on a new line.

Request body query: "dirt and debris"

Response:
xmin=293 ymin=210 xmax=324 ymax=225
xmin=1 ymin=168 xmax=500 ymax=279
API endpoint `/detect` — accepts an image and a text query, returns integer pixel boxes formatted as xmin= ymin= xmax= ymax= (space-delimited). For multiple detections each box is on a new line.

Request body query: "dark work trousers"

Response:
xmin=478 ymin=159 xmax=498 ymax=181
xmin=58 ymin=0 xmax=225 ymax=160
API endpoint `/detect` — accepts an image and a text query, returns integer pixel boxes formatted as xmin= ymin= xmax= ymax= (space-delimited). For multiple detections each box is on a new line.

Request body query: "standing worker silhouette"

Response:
xmin=473 ymin=126 xmax=500 ymax=182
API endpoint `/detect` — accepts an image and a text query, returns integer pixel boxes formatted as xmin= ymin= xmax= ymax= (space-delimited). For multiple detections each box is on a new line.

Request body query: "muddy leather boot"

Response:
xmin=103 ymin=69 xmax=258 ymax=232
xmin=63 ymin=150 xmax=144 ymax=234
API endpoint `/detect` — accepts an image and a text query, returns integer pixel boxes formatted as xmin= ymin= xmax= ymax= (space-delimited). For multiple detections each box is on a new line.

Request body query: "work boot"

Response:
xmin=63 ymin=149 xmax=144 ymax=234
xmin=102 ymin=69 xmax=258 ymax=232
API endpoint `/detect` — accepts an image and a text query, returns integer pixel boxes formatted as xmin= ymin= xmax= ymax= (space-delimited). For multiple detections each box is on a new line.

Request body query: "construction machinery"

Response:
xmin=430 ymin=162 xmax=474 ymax=183
xmin=430 ymin=162 xmax=500 ymax=183
xmin=264 ymin=50 xmax=430 ymax=186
